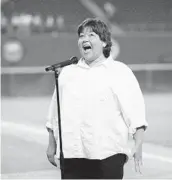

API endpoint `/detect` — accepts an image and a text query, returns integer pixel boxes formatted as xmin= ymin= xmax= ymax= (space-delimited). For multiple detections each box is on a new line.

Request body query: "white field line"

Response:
xmin=1 ymin=169 xmax=61 ymax=179
xmin=143 ymin=152 xmax=172 ymax=163
xmin=2 ymin=121 xmax=48 ymax=145
xmin=2 ymin=121 xmax=172 ymax=164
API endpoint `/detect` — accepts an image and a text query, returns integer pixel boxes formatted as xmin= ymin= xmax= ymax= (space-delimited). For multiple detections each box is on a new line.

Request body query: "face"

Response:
xmin=78 ymin=27 xmax=106 ymax=63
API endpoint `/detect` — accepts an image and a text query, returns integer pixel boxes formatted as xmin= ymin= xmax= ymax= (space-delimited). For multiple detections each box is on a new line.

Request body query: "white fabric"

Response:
xmin=46 ymin=55 xmax=148 ymax=160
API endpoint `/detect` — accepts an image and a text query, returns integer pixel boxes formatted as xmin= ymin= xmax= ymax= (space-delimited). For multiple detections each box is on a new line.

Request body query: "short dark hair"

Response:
xmin=77 ymin=18 xmax=112 ymax=58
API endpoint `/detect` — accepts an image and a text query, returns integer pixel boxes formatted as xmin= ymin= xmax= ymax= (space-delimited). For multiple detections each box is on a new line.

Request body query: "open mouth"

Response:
xmin=83 ymin=44 xmax=92 ymax=52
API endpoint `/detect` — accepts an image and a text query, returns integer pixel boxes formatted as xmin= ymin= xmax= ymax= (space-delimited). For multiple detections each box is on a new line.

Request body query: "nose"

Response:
xmin=82 ymin=34 xmax=89 ymax=41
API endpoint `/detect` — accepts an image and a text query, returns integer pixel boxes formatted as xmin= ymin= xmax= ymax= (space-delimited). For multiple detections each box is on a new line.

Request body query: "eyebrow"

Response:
xmin=80 ymin=31 xmax=96 ymax=35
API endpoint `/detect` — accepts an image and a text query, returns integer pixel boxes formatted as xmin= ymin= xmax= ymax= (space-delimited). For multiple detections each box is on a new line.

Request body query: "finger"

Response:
xmin=136 ymin=160 xmax=142 ymax=174
xmin=134 ymin=159 xmax=141 ymax=173
xmin=140 ymin=158 xmax=143 ymax=166
xmin=50 ymin=160 xmax=57 ymax=167
xmin=138 ymin=163 xmax=142 ymax=174
xmin=134 ymin=163 xmax=137 ymax=172
xmin=139 ymin=158 xmax=143 ymax=174
xmin=48 ymin=157 xmax=57 ymax=167
xmin=134 ymin=159 xmax=139 ymax=172
xmin=51 ymin=161 xmax=57 ymax=167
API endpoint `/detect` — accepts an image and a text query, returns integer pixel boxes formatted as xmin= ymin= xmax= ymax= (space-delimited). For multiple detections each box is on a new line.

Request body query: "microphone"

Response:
xmin=45 ymin=56 xmax=78 ymax=72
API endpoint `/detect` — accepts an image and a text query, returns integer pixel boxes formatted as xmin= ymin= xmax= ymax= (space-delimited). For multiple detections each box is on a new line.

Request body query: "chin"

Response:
xmin=84 ymin=55 xmax=94 ymax=61
xmin=86 ymin=58 xmax=93 ymax=61
xmin=86 ymin=59 xmax=95 ymax=63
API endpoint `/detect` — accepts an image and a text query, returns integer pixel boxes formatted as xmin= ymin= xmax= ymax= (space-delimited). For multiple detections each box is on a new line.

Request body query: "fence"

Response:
xmin=1 ymin=63 xmax=172 ymax=97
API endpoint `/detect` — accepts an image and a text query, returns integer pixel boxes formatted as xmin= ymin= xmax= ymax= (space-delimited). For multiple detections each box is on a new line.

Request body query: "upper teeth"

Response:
xmin=83 ymin=45 xmax=91 ymax=49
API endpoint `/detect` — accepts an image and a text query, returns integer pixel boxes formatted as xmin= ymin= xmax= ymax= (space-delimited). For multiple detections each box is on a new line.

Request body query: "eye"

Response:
xmin=79 ymin=34 xmax=84 ymax=38
xmin=89 ymin=33 xmax=95 ymax=37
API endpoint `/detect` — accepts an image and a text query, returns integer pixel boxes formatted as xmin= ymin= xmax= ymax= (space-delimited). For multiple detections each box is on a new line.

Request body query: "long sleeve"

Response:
xmin=115 ymin=64 xmax=148 ymax=135
xmin=46 ymin=88 xmax=58 ymax=131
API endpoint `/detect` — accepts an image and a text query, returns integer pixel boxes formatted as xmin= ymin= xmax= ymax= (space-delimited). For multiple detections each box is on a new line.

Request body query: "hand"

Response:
xmin=131 ymin=145 xmax=143 ymax=174
xmin=46 ymin=145 xmax=57 ymax=167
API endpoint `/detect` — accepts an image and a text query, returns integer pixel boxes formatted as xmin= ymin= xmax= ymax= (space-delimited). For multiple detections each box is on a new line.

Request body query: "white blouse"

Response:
xmin=46 ymin=55 xmax=148 ymax=160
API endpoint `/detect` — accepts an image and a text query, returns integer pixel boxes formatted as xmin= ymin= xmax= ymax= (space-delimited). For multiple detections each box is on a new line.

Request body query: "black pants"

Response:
xmin=62 ymin=153 xmax=126 ymax=179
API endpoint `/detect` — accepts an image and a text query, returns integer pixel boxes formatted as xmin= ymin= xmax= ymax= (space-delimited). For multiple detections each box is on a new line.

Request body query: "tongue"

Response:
xmin=85 ymin=48 xmax=91 ymax=52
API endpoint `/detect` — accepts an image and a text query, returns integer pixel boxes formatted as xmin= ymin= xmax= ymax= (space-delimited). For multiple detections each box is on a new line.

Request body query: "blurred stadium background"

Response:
xmin=1 ymin=0 xmax=172 ymax=179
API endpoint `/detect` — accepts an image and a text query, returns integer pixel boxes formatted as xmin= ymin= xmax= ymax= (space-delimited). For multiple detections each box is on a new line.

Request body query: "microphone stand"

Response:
xmin=54 ymin=68 xmax=65 ymax=179
xmin=49 ymin=67 xmax=64 ymax=179
xmin=45 ymin=57 xmax=78 ymax=179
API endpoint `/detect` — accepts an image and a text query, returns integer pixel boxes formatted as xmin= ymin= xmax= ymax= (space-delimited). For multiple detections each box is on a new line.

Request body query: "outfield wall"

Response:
xmin=1 ymin=33 xmax=172 ymax=97
xmin=2 ymin=33 xmax=172 ymax=67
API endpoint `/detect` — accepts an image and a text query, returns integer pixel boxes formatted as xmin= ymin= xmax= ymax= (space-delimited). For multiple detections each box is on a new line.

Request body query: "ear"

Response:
xmin=111 ymin=40 xmax=120 ymax=59
xmin=102 ymin=42 xmax=106 ymax=47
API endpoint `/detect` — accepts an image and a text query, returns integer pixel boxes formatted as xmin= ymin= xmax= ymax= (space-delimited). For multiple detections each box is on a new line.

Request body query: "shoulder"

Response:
xmin=62 ymin=63 xmax=77 ymax=72
xmin=108 ymin=58 xmax=140 ymax=87
xmin=109 ymin=58 xmax=133 ymax=76
xmin=60 ymin=63 xmax=78 ymax=77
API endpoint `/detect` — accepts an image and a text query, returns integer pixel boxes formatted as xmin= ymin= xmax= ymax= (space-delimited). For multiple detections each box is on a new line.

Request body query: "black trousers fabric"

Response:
xmin=62 ymin=153 xmax=126 ymax=179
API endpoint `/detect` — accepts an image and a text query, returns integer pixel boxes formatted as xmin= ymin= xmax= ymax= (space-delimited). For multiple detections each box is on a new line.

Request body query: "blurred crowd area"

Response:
xmin=1 ymin=0 xmax=172 ymax=67
xmin=1 ymin=0 xmax=172 ymax=97
xmin=1 ymin=0 xmax=172 ymax=35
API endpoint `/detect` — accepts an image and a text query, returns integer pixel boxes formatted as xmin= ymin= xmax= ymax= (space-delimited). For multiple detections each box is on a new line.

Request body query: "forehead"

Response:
xmin=80 ymin=26 xmax=95 ymax=34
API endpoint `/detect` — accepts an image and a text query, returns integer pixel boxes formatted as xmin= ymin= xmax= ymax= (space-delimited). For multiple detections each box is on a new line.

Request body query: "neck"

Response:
xmin=84 ymin=55 xmax=105 ymax=66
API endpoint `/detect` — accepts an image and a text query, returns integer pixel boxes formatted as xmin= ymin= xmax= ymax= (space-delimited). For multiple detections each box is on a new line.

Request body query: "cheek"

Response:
xmin=94 ymin=43 xmax=103 ymax=53
xmin=92 ymin=39 xmax=103 ymax=48
xmin=78 ymin=40 xmax=80 ymax=47
xmin=78 ymin=41 xmax=82 ymax=50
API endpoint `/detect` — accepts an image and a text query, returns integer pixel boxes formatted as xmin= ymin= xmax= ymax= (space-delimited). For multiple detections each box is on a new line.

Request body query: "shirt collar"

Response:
xmin=77 ymin=55 xmax=114 ymax=69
